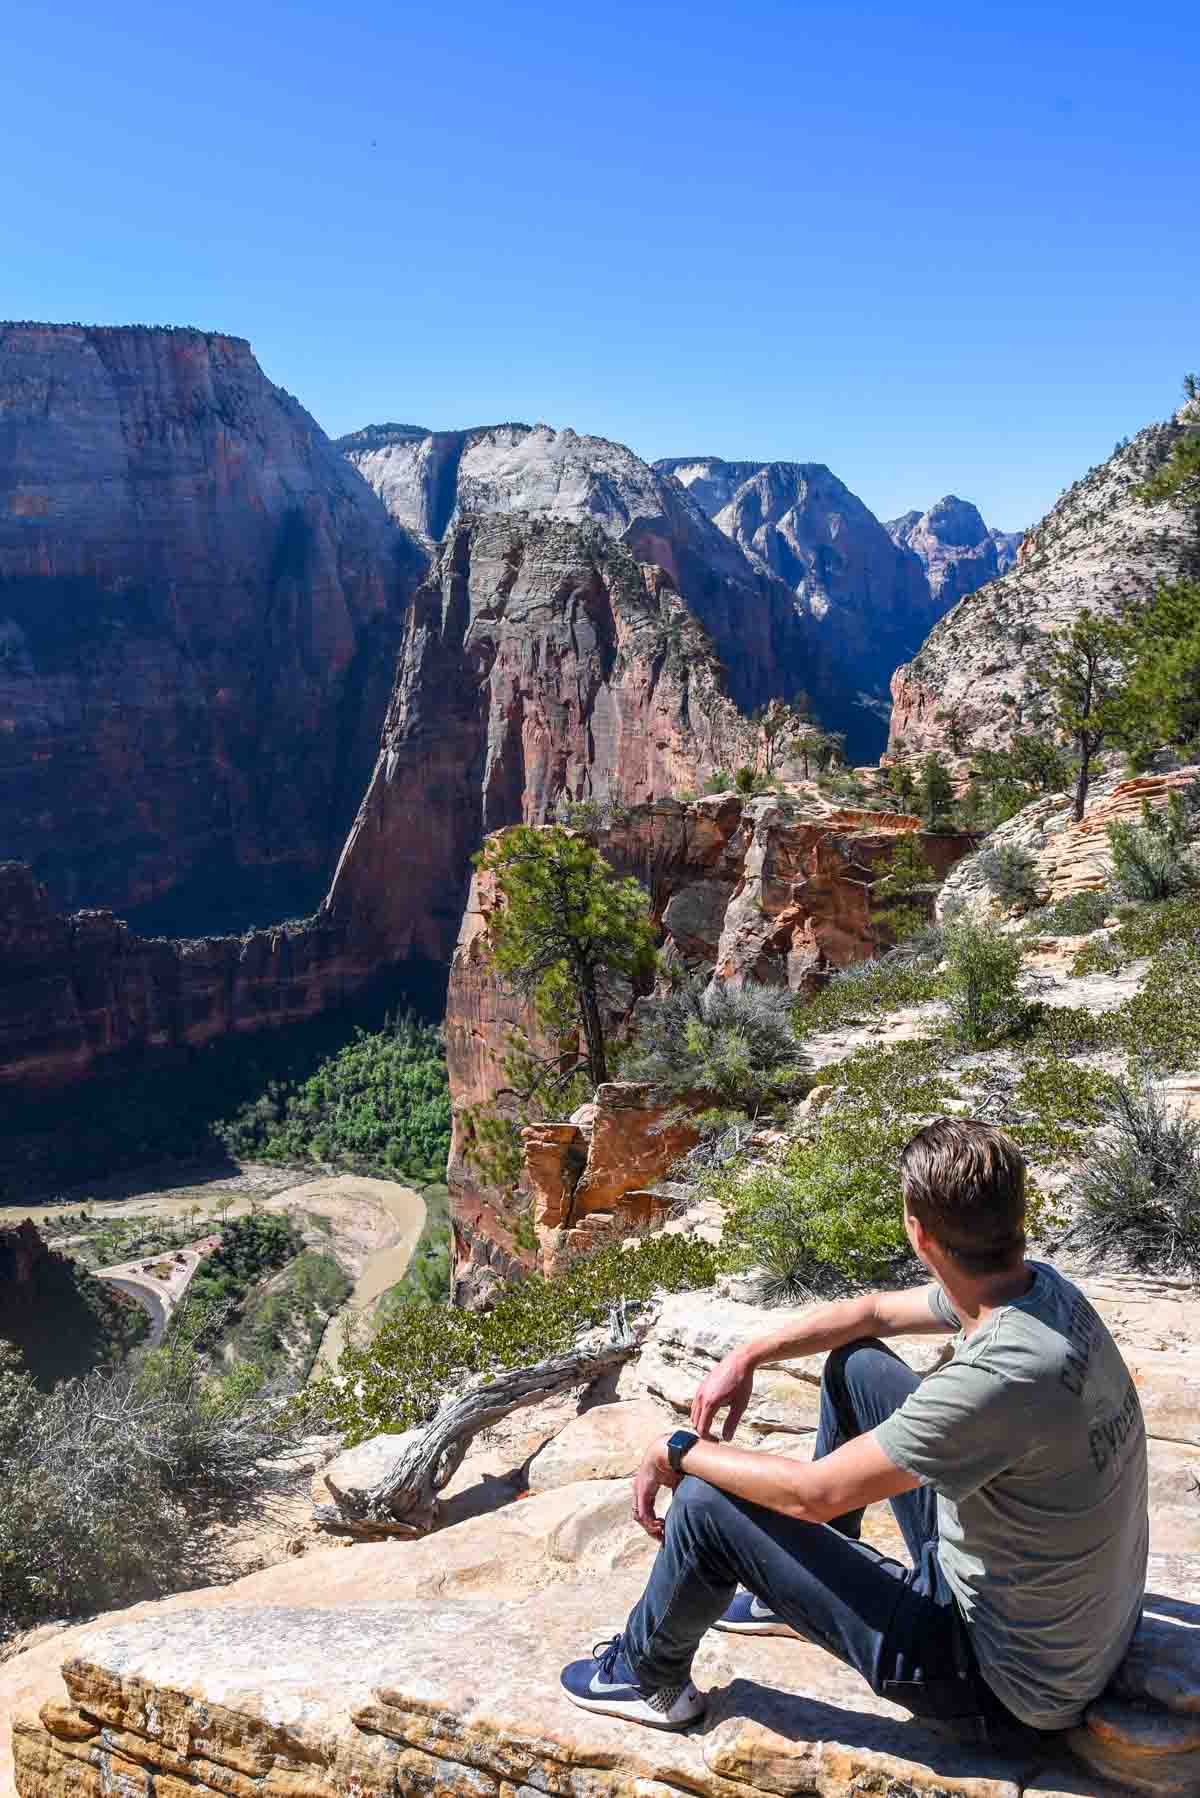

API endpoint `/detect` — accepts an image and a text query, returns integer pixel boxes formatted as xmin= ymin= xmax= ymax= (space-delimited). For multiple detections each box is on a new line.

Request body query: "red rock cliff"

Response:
xmin=446 ymin=797 xmax=974 ymax=1296
xmin=0 ymin=323 xmax=424 ymax=916
xmin=0 ymin=861 xmax=374 ymax=1093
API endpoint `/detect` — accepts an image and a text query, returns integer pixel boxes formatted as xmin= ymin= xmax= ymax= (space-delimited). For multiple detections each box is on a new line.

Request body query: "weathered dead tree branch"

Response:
xmin=313 ymin=1301 xmax=654 ymax=1539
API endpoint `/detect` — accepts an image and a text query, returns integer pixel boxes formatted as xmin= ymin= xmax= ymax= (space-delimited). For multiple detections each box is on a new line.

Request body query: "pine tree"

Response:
xmin=475 ymin=826 xmax=657 ymax=1088
xmin=918 ymin=753 xmax=956 ymax=830
xmin=1047 ymin=610 xmax=1127 ymax=821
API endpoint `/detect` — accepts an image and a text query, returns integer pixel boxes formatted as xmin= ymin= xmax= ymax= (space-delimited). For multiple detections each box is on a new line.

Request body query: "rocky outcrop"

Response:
xmin=322 ymin=515 xmax=748 ymax=969
xmin=885 ymin=495 xmax=1022 ymax=606
xmin=0 ymin=1219 xmax=145 ymax=1383
xmin=447 ymin=797 xmax=975 ymax=1292
xmin=0 ymin=324 xmax=424 ymax=918
xmin=9 ymin=1270 xmax=1200 ymax=1798
xmin=658 ymin=456 xmax=944 ymax=745
xmin=341 ymin=423 xmax=817 ymax=720
xmin=524 ymin=1083 xmax=699 ymax=1275
xmin=937 ymin=764 xmax=1200 ymax=921
xmin=0 ymin=862 xmax=370 ymax=1093
xmin=888 ymin=399 xmax=1200 ymax=764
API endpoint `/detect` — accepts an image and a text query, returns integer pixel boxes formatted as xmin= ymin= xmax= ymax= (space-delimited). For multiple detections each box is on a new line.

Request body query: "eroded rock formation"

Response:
xmin=340 ymin=423 xmax=817 ymax=720
xmin=447 ymin=797 xmax=974 ymax=1295
xmin=888 ymin=399 xmax=1200 ymax=764
xmin=322 ymin=515 xmax=748 ymax=968
xmin=0 ymin=324 xmax=424 ymax=917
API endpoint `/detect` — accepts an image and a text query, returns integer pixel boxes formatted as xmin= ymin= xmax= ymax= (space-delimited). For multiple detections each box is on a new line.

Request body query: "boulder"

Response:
xmin=525 ymin=1399 xmax=673 ymax=1493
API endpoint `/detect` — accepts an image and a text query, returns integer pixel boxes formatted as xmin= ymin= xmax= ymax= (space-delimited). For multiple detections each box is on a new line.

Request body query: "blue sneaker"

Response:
xmin=712 ymin=1588 xmax=800 ymax=1637
xmin=560 ymin=1636 xmax=706 ymax=1730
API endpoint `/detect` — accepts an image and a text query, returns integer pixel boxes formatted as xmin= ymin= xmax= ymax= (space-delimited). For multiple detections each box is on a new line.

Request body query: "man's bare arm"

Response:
xmin=690 ymin=1286 xmax=952 ymax=1440
xmin=633 ymin=1431 xmax=919 ymax=1534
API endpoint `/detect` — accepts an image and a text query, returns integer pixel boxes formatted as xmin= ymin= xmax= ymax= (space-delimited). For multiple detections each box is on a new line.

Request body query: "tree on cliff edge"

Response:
xmin=476 ymin=826 xmax=657 ymax=1089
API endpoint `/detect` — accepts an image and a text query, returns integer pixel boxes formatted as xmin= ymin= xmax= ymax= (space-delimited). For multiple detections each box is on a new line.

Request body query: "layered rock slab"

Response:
xmin=20 ymin=1561 xmax=1200 ymax=1798
xmin=12 ymin=1591 xmax=1032 ymax=1798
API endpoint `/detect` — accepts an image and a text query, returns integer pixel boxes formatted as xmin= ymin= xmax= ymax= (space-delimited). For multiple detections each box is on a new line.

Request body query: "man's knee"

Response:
xmin=669 ymin=1474 xmax=735 ymax=1532
xmin=823 ymin=1337 xmax=891 ymax=1386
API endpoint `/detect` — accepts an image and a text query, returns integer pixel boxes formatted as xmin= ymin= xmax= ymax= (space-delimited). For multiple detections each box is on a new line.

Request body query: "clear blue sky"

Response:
xmin=4 ymin=0 xmax=1197 ymax=529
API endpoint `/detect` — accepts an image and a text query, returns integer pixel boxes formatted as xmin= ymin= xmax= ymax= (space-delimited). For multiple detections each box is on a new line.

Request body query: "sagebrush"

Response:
xmin=624 ymin=978 xmax=808 ymax=1112
xmin=1073 ymin=1080 xmax=1200 ymax=1275
xmin=0 ymin=1311 xmax=305 ymax=1637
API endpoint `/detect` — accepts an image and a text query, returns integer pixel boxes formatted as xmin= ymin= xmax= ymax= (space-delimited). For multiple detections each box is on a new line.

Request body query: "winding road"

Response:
xmin=88 ymin=1174 xmax=426 ymax=1369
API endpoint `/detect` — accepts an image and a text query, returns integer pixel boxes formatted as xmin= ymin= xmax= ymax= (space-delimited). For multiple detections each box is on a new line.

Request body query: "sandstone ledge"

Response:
xmin=17 ymin=1557 xmax=1200 ymax=1798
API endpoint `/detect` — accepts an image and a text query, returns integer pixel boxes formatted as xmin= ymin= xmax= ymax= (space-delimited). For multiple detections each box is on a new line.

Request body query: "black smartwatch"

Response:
xmin=667 ymin=1428 xmax=699 ymax=1475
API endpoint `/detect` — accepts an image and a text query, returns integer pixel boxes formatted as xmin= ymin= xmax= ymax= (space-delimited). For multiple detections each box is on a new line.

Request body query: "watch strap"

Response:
xmin=667 ymin=1429 xmax=699 ymax=1475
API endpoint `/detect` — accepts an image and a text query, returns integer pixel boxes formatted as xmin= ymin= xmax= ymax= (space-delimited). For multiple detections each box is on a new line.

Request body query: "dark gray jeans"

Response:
xmin=623 ymin=1337 xmax=1010 ymax=1727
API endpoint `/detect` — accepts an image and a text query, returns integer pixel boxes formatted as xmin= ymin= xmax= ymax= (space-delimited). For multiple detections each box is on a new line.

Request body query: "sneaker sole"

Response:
xmin=712 ymin=1618 xmax=802 ymax=1638
xmin=562 ymin=1690 xmax=706 ymax=1731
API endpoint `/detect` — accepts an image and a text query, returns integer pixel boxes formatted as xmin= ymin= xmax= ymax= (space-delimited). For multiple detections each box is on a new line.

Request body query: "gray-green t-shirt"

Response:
xmin=874 ymin=1262 xmax=1148 ymax=1729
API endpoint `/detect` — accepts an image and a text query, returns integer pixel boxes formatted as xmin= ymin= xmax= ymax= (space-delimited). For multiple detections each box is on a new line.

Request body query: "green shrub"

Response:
xmin=977 ymin=842 xmax=1040 ymax=911
xmin=1108 ymin=807 xmax=1197 ymax=902
xmin=1027 ymin=890 xmax=1114 ymax=936
xmin=1025 ymin=1005 xmax=1118 ymax=1056
xmin=797 ymin=954 xmax=944 ymax=1039
xmin=311 ymin=1233 xmax=717 ymax=1443
xmin=624 ymin=978 xmax=808 ymax=1112
xmin=1010 ymin=1056 xmax=1120 ymax=1163
xmin=943 ymin=919 xmax=1029 ymax=1046
xmin=718 ymin=1042 xmax=961 ymax=1297
xmin=1117 ymin=944 xmax=1200 ymax=1071
xmin=1073 ymin=1080 xmax=1200 ymax=1275
xmin=1072 ymin=896 xmax=1200 ymax=973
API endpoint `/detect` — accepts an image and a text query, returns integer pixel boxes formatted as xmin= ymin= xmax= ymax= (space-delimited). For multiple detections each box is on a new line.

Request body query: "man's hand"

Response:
xmin=691 ymin=1352 xmax=754 ymax=1440
xmin=632 ymin=1435 xmax=680 ymax=1539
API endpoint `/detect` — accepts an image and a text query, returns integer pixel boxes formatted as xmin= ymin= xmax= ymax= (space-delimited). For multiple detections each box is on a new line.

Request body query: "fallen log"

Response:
xmin=313 ymin=1299 xmax=653 ymax=1538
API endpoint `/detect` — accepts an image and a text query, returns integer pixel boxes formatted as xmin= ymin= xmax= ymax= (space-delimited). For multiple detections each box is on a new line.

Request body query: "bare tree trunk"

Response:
xmin=578 ymin=973 xmax=608 ymax=1086
xmin=1073 ymin=740 xmax=1091 ymax=823
xmin=312 ymin=1309 xmax=652 ymax=1539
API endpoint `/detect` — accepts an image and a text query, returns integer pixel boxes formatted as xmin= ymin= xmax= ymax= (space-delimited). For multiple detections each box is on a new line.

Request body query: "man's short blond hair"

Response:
xmin=900 ymin=1119 xmax=1027 ymax=1275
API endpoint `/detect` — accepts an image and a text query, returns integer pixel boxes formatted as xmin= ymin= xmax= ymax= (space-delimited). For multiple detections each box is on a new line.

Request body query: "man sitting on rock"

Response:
xmin=561 ymin=1119 xmax=1148 ymax=1736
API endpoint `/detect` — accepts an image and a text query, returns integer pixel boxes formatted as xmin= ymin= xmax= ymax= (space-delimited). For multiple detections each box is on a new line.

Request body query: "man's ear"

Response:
xmin=904 ymin=1205 xmax=930 ymax=1262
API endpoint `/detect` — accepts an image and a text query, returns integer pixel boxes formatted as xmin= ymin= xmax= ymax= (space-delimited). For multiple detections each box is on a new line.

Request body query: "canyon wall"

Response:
xmin=0 ymin=324 xmax=424 ymax=919
xmin=0 ymin=861 xmax=373 ymax=1094
xmin=446 ymin=797 xmax=975 ymax=1297
xmin=888 ymin=398 xmax=1199 ymax=765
